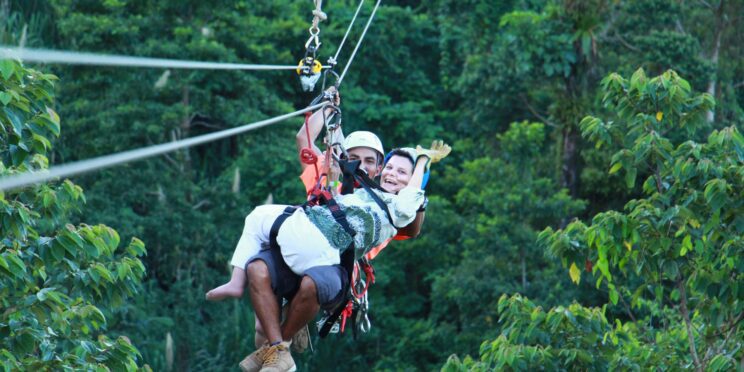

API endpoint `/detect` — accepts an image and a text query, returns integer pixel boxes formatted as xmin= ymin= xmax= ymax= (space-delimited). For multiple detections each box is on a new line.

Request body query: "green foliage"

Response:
xmin=440 ymin=294 xmax=688 ymax=371
xmin=0 ymin=59 xmax=148 ymax=370
xmin=540 ymin=69 xmax=742 ymax=370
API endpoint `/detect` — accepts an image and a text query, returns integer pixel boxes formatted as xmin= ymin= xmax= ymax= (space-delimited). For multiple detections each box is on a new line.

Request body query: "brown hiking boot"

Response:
xmin=239 ymin=344 xmax=270 ymax=372
xmin=259 ymin=342 xmax=296 ymax=372
xmin=290 ymin=325 xmax=310 ymax=353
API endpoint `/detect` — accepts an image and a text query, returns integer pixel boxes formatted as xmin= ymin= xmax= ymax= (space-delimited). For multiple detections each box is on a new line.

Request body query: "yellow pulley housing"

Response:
xmin=297 ymin=58 xmax=323 ymax=76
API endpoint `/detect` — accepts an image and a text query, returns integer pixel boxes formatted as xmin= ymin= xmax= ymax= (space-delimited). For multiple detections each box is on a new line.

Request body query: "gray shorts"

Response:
xmin=248 ymin=248 xmax=347 ymax=311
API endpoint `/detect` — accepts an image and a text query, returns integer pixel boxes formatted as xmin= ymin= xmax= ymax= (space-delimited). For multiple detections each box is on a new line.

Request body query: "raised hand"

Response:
xmin=415 ymin=140 xmax=451 ymax=165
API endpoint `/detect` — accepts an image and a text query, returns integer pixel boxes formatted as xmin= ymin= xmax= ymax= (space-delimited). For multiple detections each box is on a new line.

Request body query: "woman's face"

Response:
xmin=380 ymin=155 xmax=414 ymax=193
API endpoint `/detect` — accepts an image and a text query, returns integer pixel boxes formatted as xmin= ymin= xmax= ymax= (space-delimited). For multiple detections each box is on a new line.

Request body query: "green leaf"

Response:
xmin=609 ymin=285 xmax=619 ymax=305
xmin=6 ymin=253 xmax=27 ymax=278
xmin=681 ymin=235 xmax=692 ymax=256
xmin=663 ymin=261 xmax=679 ymax=279
xmin=51 ymin=243 xmax=65 ymax=261
xmin=708 ymin=354 xmax=733 ymax=371
xmin=0 ymin=91 xmax=11 ymax=106
xmin=0 ymin=60 xmax=14 ymax=80
xmin=625 ymin=167 xmax=637 ymax=189
xmin=93 ymin=264 xmax=114 ymax=283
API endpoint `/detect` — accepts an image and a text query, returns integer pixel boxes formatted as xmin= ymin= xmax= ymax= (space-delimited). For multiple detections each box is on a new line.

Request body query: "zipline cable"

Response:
xmin=0 ymin=102 xmax=328 ymax=192
xmin=329 ymin=0 xmax=366 ymax=66
xmin=0 ymin=46 xmax=324 ymax=71
xmin=0 ymin=2 xmax=381 ymax=191
xmin=337 ymin=0 xmax=381 ymax=86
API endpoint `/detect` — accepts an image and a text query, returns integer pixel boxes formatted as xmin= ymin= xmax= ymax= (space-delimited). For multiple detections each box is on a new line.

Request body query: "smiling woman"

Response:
xmin=380 ymin=148 xmax=416 ymax=193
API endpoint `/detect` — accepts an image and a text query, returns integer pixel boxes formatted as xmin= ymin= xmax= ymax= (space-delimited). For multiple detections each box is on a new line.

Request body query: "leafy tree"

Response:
xmin=0 ymin=59 xmax=148 ymax=369
xmin=441 ymin=294 xmax=688 ymax=371
xmin=445 ymin=69 xmax=741 ymax=371
xmin=545 ymin=68 xmax=741 ymax=370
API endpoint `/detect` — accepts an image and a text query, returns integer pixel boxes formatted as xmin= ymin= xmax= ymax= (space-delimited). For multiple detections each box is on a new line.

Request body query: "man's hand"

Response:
xmin=415 ymin=140 xmax=451 ymax=165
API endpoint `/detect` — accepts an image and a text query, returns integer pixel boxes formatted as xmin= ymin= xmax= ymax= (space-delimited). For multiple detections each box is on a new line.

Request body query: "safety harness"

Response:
xmin=269 ymin=150 xmax=399 ymax=339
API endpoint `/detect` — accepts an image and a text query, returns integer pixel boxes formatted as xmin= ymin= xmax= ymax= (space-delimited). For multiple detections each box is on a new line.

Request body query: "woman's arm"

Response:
xmin=406 ymin=157 xmax=429 ymax=190
xmin=396 ymin=209 xmax=425 ymax=238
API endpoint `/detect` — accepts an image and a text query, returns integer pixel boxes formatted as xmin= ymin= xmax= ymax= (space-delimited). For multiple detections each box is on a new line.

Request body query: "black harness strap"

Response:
xmin=319 ymin=247 xmax=354 ymax=337
xmin=269 ymin=206 xmax=300 ymax=251
xmin=325 ymin=198 xmax=356 ymax=239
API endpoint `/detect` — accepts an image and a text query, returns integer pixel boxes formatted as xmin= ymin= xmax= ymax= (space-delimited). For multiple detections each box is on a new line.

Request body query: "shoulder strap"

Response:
xmin=325 ymin=197 xmax=356 ymax=238
xmin=269 ymin=206 xmax=300 ymax=251
xmin=338 ymin=159 xmax=361 ymax=195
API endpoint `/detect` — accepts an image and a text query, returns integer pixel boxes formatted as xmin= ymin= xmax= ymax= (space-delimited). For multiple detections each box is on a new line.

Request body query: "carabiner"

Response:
xmin=305 ymin=26 xmax=321 ymax=50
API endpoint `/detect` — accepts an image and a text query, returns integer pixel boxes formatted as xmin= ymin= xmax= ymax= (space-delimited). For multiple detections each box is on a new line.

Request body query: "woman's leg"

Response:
xmin=205 ymin=265 xmax=246 ymax=300
xmin=205 ymin=205 xmax=289 ymax=301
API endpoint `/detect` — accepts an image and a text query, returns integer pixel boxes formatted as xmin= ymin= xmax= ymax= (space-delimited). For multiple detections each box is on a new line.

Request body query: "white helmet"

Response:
xmin=344 ymin=131 xmax=384 ymax=158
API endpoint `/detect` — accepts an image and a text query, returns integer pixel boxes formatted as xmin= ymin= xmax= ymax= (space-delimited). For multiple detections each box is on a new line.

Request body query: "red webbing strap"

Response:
xmin=299 ymin=111 xmax=320 ymax=183
xmin=339 ymin=300 xmax=354 ymax=333
xmin=351 ymin=261 xmax=375 ymax=299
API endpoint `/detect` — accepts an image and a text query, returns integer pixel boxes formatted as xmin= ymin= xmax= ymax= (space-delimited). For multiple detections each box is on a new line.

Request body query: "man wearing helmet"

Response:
xmin=218 ymin=92 xmax=426 ymax=371
xmin=340 ymin=130 xmax=385 ymax=178
xmin=296 ymin=101 xmax=386 ymax=192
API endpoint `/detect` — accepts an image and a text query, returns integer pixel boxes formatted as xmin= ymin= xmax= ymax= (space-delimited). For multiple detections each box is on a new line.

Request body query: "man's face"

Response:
xmin=348 ymin=147 xmax=381 ymax=178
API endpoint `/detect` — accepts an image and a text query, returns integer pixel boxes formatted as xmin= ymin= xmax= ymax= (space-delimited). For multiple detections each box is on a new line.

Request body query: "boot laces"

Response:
xmin=262 ymin=344 xmax=285 ymax=365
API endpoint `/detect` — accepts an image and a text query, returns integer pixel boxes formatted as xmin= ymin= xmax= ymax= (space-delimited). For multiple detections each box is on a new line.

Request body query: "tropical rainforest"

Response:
xmin=1 ymin=0 xmax=742 ymax=371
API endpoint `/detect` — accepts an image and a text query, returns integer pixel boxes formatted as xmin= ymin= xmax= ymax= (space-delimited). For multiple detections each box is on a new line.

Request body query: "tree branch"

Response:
xmin=733 ymin=80 xmax=744 ymax=89
xmin=519 ymin=94 xmax=558 ymax=128
xmin=613 ymin=32 xmax=641 ymax=52
xmin=677 ymin=279 xmax=704 ymax=372
xmin=191 ymin=199 xmax=211 ymax=210
xmin=162 ymin=152 xmax=183 ymax=173
xmin=706 ymin=310 xmax=744 ymax=364
xmin=697 ymin=0 xmax=713 ymax=9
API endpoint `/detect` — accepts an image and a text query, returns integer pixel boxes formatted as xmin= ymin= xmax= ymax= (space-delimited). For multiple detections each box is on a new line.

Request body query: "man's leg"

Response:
xmin=254 ymin=317 xmax=267 ymax=348
xmin=281 ymin=265 xmax=346 ymax=341
xmin=246 ymin=260 xmax=282 ymax=344
xmin=281 ymin=276 xmax=320 ymax=341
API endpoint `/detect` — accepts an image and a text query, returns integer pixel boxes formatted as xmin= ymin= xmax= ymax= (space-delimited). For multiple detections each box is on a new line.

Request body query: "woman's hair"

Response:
xmin=383 ymin=148 xmax=415 ymax=167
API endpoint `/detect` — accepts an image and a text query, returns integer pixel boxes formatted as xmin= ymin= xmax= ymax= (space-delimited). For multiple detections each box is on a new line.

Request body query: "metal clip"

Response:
xmin=305 ymin=26 xmax=321 ymax=50
xmin=356 ymin=293 xmax=371 ymax=333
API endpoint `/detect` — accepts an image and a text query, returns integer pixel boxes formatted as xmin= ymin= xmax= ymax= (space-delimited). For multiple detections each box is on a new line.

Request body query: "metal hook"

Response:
xmin=305 ymin=28 xmax=321 ymax=50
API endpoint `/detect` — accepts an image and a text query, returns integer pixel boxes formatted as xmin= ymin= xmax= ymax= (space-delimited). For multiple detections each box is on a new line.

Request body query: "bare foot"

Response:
xmin=205 ymin=282 xmax=244 ymax=301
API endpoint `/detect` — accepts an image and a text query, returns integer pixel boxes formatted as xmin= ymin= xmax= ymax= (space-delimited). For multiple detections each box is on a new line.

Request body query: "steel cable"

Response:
xmin=337 ymin=0 xmax=382 ymax=86
xmin=0 ymin=46 xmax=311 ymax=70
xmin=0 ymin=103 xmax=327 ymax=191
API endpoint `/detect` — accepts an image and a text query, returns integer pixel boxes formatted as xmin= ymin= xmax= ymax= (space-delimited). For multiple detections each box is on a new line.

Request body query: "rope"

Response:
xmin=0 ymin=46 xmax=314 ymax=71
xmin=299 ymin=111 xmax=320 ymax=184
xmin=311 ymin=0 xmax=327 ymax=31
xmin=305 ymin=0 xmax=326 ymax=49
xmin=329 ymin=0 xmax=366 ymax=66
xmin=337 ymin=0 xmax=382 ymax=86
xmin=0 ymin=102 xmax=328 ymax=192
